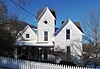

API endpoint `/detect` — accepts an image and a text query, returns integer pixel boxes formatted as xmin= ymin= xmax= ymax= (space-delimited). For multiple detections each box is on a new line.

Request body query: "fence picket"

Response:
xmin=0 ymin=56 xmax=96 ymax=69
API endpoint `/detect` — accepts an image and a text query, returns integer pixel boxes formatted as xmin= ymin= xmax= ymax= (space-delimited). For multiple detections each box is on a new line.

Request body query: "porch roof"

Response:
xmin=15 ymin=41 xmax=54 ymax=47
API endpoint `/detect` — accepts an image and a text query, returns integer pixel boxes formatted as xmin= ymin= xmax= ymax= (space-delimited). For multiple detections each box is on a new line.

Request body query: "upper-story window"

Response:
xmin=44 ymin=31 xmax=48 ymax=41
xmin=26 ymin=34 xmax=30 ymax=38
xmin=44 ymin=20 xmax=48 ymax=24
xmin=66 ymin=29 xmax=70 ymax=39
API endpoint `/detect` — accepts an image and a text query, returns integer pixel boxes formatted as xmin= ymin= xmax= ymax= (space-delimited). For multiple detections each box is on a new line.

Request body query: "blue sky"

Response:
xmin=7 ymin=0 xmax=100 ymax=27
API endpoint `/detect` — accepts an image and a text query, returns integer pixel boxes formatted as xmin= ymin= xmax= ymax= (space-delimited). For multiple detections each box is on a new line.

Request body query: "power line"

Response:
xmin=9 ymin=0 xmax=36 ymax=17
xmin=9 ymin=0 xmax=57 ymax=28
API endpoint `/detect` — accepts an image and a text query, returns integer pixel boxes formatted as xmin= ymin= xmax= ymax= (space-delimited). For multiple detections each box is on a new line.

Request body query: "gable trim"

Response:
xmin=54 ymin=18 xmax=84 ymax=36
xmin=36 ymin=6 xmax=56 ymax=21
xmin=72 ymin=22 xmax=84 ymax=35
xmin=17 ymin=25 xmax=37 ymax=39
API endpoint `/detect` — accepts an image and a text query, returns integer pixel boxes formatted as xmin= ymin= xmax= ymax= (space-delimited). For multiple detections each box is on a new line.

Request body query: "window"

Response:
xmin=67 ymin=46 xmax=70 ymax=53
xmin=26 ymin=34 xmax=29 ymax=38
xmin=66 ymin=29 xmax=70 ymax=39
xmin=44 ymin=20 xmax=48 ymax=24
xmin=44 ymin=31 xmax=48 ymax=41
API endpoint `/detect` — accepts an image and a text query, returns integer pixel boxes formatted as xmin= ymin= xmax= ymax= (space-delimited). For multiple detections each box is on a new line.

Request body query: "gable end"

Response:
xmin=36 ymin=7 xmax=56 ymax=21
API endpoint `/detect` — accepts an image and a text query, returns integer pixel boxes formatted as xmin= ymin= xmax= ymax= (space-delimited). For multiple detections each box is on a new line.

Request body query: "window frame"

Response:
xmin=44 ymin=31 xmax=48 ymax=41
xmin=66 ymin=29 xmax=70 ymax=39
xmin=26 ymin=34 xmax=30 ymax=38
xmin=44 ymin=20 xmax=48 ymax=24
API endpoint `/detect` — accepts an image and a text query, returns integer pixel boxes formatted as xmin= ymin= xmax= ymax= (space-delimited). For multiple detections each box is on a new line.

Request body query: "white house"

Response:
xmin=15 ymin=6 xmax=84 ymax=63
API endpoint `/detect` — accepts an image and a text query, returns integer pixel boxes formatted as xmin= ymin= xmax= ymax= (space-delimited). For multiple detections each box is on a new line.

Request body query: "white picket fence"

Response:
xmin=0 ymin=56 xmax=95 ymax=69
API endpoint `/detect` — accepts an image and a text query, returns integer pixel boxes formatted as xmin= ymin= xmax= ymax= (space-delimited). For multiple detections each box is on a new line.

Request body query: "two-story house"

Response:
xmin=15 ymin=6 xmax=84 ymax=63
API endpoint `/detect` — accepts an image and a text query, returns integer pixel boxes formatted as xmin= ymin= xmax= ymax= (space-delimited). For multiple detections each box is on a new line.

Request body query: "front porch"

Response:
xmin=14 ymin=43 xmax=54 ymax=62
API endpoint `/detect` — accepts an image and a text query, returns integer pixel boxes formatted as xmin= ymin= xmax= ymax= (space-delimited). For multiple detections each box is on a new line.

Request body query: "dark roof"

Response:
xmin=74 ymin=22 xmax=83 ymax=33
xmin=54 ymin=19 xmax=83 ymax=36
xmin=74 ymin=22 xmax=80 ymax=27
xmin=36 ymin=9 xmax=56 ymax=20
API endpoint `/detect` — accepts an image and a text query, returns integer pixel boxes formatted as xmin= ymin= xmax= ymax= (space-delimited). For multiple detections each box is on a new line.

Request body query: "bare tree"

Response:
xmin=82 ymin=10 xmax=100 ymax=67
xmin=0 ymin=0 xmax=35 ymax=58
xmin=0 ymin=1 xmax=20 ymax=57
xmin=0 ymin=0 xmax=8 ymax=23
xmin=8 ymin=0 xmax=35 ymax=20
xmin=0 ymin=0 xmax=19 ymax=24
xmin=0 ymin=0 xmax=34 ymax=24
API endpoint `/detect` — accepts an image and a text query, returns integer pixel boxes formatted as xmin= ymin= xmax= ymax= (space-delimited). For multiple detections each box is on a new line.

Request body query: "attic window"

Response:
xmin=26 ymin=34 xmax=30 ymax=38
xmin=44 ymin=20 xmax=48 ymax=24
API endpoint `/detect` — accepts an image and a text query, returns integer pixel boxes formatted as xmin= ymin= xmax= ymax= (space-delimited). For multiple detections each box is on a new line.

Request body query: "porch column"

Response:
xmin=39 ymin=48 xmax=42 ymax=61
xmin=50 ymin=48 xmax=53 ymax=54
xmin=27 ymin=47 xmax=32 ymax=59
xmin=14 ymin=47 xmax=18 ymax=58
xmin=44 ymin=48 xmax=48 ymax=60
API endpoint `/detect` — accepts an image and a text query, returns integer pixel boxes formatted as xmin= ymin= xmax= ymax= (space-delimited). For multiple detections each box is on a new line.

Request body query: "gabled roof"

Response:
xmin=17 ymin=25 xmax=37 ymax=39
xmin=36 ymin=6 xmax=56 ymax=20
xmin=54 ymin=18 xmax=83 ymax=36
xmin=54 ymin=18 xmax=69 ymax=36
xmin=19 ymin=25 xmax=37 ymax=35
xmin=20 ymin=25 xmax=30 ymax=34
xmin=74 ymin=22 xmax=83 ymax=33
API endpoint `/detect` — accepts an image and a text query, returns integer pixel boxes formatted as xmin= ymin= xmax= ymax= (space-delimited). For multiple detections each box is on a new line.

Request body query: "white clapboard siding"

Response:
xmin=0 ymin=56 xmax=95 ymax=69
